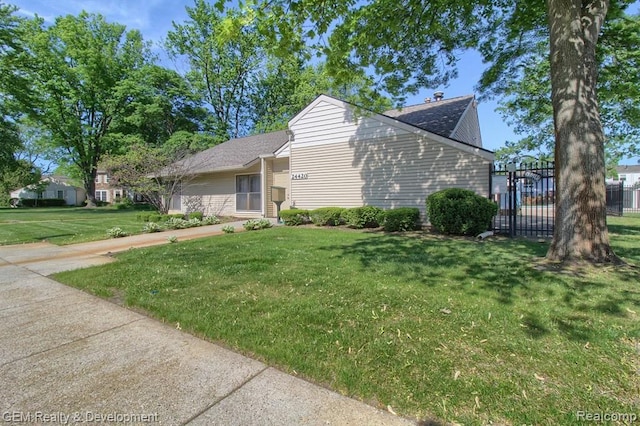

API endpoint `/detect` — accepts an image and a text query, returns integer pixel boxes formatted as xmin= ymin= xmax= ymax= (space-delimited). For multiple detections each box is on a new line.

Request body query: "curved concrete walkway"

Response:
xmin=0 ymin=222 xmax=416 ymax=425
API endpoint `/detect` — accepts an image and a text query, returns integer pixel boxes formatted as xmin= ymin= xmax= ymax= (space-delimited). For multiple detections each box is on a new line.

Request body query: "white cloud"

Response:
xmin=12 ymin=0 xmax=186 ymax=42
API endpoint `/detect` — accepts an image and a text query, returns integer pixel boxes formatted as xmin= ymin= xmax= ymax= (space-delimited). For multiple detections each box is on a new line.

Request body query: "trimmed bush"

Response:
xmin=243 ymin=218 xmax=273 ymax=231
xmin=309 ymin=207 xmax=346 ymax=226
xmin=20 ymin=198 xmax=66 ymax=207
xmin=279 ymin=209 xmax=310 ymax=226
xmin=426 ymin=188 xmax=498 ymax=236
xmin=188 ymin=211 xmax=204 ymax=221
xmin=132 ymin=202 xmax=154 ymax=211
xmin=383 ymin=207 xmax=421 ymax=232
xmin=168 ymin=213 xmax=185 ymax=219
xmin=342 ymin=206 xmax=384 ymax=229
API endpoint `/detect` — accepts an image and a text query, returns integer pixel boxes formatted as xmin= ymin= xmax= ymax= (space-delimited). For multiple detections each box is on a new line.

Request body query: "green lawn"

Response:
xmin=53 ymin=217 xmax=640 ymax=425
xmin=0 ymin=207 xmax=145 ymax=245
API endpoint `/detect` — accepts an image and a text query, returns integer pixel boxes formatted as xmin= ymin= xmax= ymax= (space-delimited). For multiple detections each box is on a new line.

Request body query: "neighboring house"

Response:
xmin=10 ymin=176 xmax=86 ymax=206
xmin=174 ymin=93 xmax=495 ymax=220
xmin=94 ymin=170 xmax=127 ymax=203
xmin=609 ymin=164 xmax=640 ymax=187
xmin=607 ymin=164 xmax=640 ymax=212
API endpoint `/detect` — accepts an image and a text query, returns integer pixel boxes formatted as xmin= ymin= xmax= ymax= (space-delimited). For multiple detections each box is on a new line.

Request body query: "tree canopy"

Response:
xmin=481 ymin=6 xmax=640 ymax=172
xmin=9 ymin=12 xmax=153 ymax=205
xmin=225 ymin=0 xmax=637 ymax=263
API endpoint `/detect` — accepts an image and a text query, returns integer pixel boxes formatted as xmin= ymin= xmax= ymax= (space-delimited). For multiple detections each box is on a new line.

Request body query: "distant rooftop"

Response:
xmin=616 ymin=164 xmax=640 ymax=173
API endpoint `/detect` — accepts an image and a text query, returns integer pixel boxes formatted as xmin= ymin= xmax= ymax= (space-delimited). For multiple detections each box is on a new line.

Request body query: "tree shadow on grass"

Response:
xmin=321 ymin=230 xmax=640 ymax=342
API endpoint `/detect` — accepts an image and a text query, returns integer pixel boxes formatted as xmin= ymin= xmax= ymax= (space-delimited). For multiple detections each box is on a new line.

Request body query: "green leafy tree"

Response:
xmin=168 ymin=1 xmax=391 ymax=140
xmin=13 ymin=11 xmax=152 ymax=206
xmin=0 ymin=2 xmax=24 ymax=177
xmin=250 ymin=61 xmax=392 ymax=133
xmin=166 ymin=0 xmax=268 ymax=141
xmin=235 ymin=0 xmax=634 ymax=263
xmin=106 ymin=64 xmax=213 ymax=149
xmin=487 ymin=11 xmax=640 ymax=175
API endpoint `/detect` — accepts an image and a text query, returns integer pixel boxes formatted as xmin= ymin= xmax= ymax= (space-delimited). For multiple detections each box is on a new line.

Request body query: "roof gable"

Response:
xmin=289 ymin=94 xmax=493 ymax=159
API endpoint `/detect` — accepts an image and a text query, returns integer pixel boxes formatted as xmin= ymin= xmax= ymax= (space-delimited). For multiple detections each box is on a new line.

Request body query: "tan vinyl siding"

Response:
xmin=181 ymin=164 xmax=262 ymax=218
xmin=291 ymin=127 xmax=490 ymax=219
xmin=265 ymin=159 xmax=274 ymax=217
xmin=271 ymin=158 xmax=290 ymax=214
xmin=292 ymin=100 xmax=410 ymax=150
xmin=451 ymin=103 xmax=483 ymax=147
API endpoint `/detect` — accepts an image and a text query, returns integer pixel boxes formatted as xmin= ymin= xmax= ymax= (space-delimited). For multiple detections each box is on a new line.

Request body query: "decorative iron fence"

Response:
xmin=490 ymin=162 xmax=639 ymax=238
xmin=607 ymin=182 xmax=640 ymax=214
xmin=606 ymin=182 xmax=624 ymax=216
xmin=490 ymin=161 xmax=555 ymax=238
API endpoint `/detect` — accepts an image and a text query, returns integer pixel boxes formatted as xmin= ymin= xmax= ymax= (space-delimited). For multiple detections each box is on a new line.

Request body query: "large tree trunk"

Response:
xmin=546 ymin=0 xmax=617 ymax=263
xmin=83 ymin=169 xmax=97 ymax=208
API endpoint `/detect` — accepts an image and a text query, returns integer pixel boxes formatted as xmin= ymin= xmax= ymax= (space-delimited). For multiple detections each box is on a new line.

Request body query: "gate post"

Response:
xmin=506 ymin=163 xmax=517 ymax=237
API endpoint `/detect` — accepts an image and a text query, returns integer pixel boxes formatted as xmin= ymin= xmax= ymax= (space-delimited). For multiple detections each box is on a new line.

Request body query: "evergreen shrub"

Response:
xmin=309 ymin=207 xmax=346 ymax=226
xmin=383 ymin=207 xmax=421 ymax=232
xmin=426 ymin=188 xmax=498 ymax=236
xmin=279 ymin=209 xmax=310 ymax=226
xmin=342 ymin=206 xmax=385 ymax=229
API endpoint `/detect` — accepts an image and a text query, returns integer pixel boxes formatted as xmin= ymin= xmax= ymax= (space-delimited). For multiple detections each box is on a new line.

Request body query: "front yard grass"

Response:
xmin=0 ymin=207 xmax=144 ymax=245
xmin=53 ymin=218 xmax=640 ymax=425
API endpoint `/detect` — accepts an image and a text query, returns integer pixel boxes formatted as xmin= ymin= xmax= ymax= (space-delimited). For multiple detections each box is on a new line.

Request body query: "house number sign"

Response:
xmin=291 ymin=172 xmax=309 ymax=180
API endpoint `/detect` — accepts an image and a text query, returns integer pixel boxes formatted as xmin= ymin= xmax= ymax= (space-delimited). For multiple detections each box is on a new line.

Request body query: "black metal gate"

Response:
xmin=490 ymin=161 xmax=555 ymax=238
xmin=606 ymin=182 xmax=624 ymax=216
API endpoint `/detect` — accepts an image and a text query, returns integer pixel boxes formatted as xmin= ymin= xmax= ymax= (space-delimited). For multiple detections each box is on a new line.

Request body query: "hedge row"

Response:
xmin=279 ymin=206 xmax=421 ymax=232
xmin=18 ymin=198 xmax=67 ymax=207
xmin=278 ymin=189 xmax=498 ymax=236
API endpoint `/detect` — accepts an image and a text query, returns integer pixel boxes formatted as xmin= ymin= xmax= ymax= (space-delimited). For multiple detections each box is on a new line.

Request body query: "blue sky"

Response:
xmin=9 ymin=0 xmax=640 ymax=162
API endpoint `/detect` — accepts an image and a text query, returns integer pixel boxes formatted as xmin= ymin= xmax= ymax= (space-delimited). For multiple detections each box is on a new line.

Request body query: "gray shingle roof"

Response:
xmin=383 ymin=95 xmax=474 ymax=138
xmin=180 ymin=130 xmax=288 ymax=174
xmin=616 ymin=164 xmax=640 ymax=173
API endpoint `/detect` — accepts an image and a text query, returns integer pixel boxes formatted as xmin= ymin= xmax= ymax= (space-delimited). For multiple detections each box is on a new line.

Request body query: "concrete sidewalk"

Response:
xmin=0 ymin=223 xmax=416 ymax=425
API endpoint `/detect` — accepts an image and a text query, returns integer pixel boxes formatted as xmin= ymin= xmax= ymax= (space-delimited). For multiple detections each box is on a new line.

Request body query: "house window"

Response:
xmin=95 ymin=175 xmax=101 ymax=183
xmin=105 ymin=175 xmax=110 ymax=184
xmin=236 ymin=174 xmax=261 ymax=211
xmin=57 ymin=190 xmax=64 ymax=199
xmin=619 ymin=174 xmax=627 ymax=182
xmin=37 ymin=192 xmax=44 ymax=199
xmin=95 ymin=190 xmax=108 ymax=202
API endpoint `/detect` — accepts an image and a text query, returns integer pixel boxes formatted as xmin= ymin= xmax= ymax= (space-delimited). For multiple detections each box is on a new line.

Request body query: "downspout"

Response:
xmin=260 ymin=156 xmax=266 ymax=218
xmin=286 ymin=129 xmax=294 ymax=206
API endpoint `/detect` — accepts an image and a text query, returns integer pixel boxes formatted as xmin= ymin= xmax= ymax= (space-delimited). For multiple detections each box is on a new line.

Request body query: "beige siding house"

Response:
xmin=174 ymin=94 xmax=494 ymax=220
xmin=175 ymin=131 xmax=291 ymax=218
